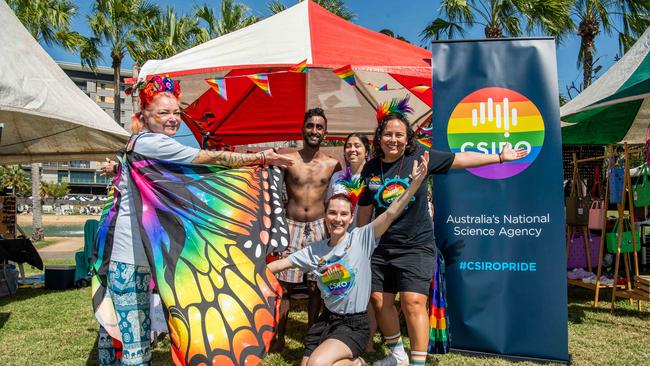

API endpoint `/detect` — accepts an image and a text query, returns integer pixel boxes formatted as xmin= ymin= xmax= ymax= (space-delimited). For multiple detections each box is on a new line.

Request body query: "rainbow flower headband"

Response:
xmin=126 ymin=75 xmax=181 ymax=108
xmin=375 ymin=95 xmax=413 ymax=124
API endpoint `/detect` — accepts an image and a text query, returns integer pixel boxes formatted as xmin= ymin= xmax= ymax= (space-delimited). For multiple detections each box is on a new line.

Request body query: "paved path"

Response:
xmin=38 ymin=237 xmax=84 ymax=260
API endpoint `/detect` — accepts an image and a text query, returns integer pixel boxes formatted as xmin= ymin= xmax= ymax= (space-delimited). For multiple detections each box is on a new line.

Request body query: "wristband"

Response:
xmin=498 ymin=151 xmax=503 ymax=164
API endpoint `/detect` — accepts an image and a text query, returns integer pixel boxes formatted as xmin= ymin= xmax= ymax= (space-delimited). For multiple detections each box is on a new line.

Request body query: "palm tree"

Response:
xmin=81 ymin=0 xmax=160 ymax=125
xmin=7 ymin=0 xmax=85 ymax=51
xmin=0 ymin=166 xmax=30 ymax=197
xmin=420 ymin=0 xmax=571 ymax=40
xmin=128 ymin=7 xmax=205 ymax=65
xmin=7 ymin=0 xmax=85 ymax=241
xmin=40 ymin=181 xmax=70 ymax=199
xmin=195 ymin=0 xmax=260 ymax=41
xmin=568 ymin=0 xmax=649 ymax=88
xmin=267 ymin=0 xmax=354 ymax=20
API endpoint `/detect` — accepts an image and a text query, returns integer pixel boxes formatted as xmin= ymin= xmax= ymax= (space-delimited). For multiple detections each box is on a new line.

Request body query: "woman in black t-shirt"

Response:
xmin=357 ymin=102 xmax=526 ymax=366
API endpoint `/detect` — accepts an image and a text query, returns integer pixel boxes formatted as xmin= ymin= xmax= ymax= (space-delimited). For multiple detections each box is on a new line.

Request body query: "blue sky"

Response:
xmin=43 ymin=0 xmax=623 ymax=99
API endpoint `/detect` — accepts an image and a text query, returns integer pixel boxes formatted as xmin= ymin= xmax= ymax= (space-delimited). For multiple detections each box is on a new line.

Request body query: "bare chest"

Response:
xmin=287 ymin=161 xmax=333 ymax=187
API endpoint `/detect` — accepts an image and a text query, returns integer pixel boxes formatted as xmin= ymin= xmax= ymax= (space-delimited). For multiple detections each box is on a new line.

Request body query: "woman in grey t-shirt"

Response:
xmin=269 ymin=152 xmax=429 ymax=366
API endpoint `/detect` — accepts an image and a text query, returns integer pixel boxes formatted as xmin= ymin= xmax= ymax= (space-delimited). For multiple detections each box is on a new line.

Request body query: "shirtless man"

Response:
xmin=270 ymin=107 xmax=341 ymax=352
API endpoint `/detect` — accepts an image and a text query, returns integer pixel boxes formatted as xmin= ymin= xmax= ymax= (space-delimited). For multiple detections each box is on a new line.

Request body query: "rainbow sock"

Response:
xmin=384 ymin=333 xmax=407 ymax=359
xmin=410 ymin=351 xmax=427 ymax=366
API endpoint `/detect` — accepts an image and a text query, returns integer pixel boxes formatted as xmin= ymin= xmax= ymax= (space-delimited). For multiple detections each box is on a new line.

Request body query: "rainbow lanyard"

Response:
xmin=380 ymin=155 xmax=405 ymax=184
xmin=376 ymin=155 xmax=413 ymax=209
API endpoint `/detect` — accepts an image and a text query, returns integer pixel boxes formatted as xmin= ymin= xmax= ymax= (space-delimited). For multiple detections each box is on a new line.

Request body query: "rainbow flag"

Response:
xmin=333 ymin=65 xmax=356 ymax=86
xmin=248 ymin=74 xmax=271 ymax=96
xmin=410 ymin=84 xmax=431 ymax=93
xmin=289 ymin=59 xmax=308 ymax=73
xmin=428 ymin=251 xmax=450 ymax=354
xmin=368 ymin=83 xmax=388 ymax=91
xmin=205 ymin=78 xmax=228 ymax=100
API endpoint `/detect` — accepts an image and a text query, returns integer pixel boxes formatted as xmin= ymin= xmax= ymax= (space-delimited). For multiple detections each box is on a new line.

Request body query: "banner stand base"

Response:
xmin=450 ymin=348 xmax=571 ymax=365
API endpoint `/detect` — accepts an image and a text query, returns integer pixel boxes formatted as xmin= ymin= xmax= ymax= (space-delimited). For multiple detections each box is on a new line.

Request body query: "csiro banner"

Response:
xmin=431 ymin=38 xmax=568 ymax=362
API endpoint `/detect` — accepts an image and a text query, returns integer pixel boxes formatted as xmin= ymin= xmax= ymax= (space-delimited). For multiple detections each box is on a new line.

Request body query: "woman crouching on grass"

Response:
xmin=269 ymin=151 xmax=430 ymax=366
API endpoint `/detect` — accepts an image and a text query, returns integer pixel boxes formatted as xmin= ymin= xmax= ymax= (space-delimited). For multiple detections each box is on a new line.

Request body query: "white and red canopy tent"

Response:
xmin=138 ymin=0 xmax=433 ymax=147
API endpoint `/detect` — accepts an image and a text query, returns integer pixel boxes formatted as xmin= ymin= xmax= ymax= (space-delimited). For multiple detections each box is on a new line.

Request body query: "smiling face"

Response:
xmin=344 ymin=136 xmax=368 ymax=165
xmin=302 ymin=115 xmax=327 ymax=148
xmin=325 ymin=198 xmax=354 ymax=239
xmin=380 ymin=119 xmax=408 ymax=162
xmin=142 ymin=94 xmax=181 ymax=137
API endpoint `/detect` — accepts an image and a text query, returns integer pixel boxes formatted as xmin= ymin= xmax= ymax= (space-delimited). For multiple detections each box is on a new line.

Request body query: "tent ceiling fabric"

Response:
xmin=139 ymin=0 xmax=433 ymax=147
xmin=561 ymin=28 xmax=650 ymax=144
xmin=0 ymin=0 xmax=129 ymax=164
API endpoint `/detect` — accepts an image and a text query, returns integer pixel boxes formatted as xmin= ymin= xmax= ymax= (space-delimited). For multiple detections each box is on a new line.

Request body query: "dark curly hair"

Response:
xmin=344 ymin=132 xmax=371 ymax=164
xmin=372 ymin=113 xmax=418 ymax=159
xmin=304 ymin=107 xmax=328 ymax=127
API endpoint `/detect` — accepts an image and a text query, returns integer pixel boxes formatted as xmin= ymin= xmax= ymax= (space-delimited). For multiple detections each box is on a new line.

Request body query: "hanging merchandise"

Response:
xmin=566 ymin=171 xmax=590 ymax=226
xmin=605 ymin=217 xmax=641 ymax=253
xmin=609 ymin=158 xmax=625 ymax=204
xmin=633 ymin=163 xmax=650 ymax=206
xmin=588 ymin=166 xmax=605 ymax=230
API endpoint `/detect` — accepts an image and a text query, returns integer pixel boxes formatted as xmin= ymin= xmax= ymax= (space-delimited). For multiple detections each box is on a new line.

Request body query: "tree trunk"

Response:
xmin=579 ymin=18 xmax=599 ymax=89
xmin=31 ymin=162 xmax=43 ymax=242
xmin=113 ymin=57 xmax=122 ymax=126
xmin=130 ymin=64 xmax=141 ymax=132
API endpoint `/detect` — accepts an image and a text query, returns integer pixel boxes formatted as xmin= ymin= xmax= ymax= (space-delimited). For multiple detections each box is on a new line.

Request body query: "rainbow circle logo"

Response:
xmin=447 ymin=87 xmax=545 ymax=179
xmin=320 ymin=263 xmax=354 ymax=297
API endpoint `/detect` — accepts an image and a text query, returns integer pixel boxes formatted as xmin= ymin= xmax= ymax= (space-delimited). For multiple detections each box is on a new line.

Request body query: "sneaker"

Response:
xmin=372 ymin=353 xmax=409 ymax=366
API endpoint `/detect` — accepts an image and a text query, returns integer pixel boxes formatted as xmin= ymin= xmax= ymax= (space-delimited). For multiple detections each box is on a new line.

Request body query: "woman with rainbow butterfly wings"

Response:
xmin=269 ymin=150 xmax=429 ymax=366
xmin=92 ymin=75 xmax=294 ymax=366
xmin=356 ymin=96 xmax=528 ymax=366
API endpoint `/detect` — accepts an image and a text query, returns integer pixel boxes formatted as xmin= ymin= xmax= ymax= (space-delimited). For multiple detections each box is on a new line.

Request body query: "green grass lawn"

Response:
xmin=0 ymin=283 xmax=648 ymax=365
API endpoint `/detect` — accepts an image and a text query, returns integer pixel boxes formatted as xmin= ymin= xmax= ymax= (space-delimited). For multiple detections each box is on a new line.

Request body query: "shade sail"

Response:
xmin=0 ymin=0 xmax=129 ymax=164
xmin=561 ymin=27 xmax=650 ymax=144
xmin=138 ymin=0 xmax=433 ymax=147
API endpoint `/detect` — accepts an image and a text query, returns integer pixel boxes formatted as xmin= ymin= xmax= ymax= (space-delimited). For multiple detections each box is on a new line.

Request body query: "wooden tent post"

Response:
xmin=611 ymin=142 xmax=644 ymax=311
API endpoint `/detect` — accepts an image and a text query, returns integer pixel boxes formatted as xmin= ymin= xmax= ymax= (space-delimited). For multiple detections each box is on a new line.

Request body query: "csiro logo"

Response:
xmin=447 ymin=87 xmax=545 ymax=179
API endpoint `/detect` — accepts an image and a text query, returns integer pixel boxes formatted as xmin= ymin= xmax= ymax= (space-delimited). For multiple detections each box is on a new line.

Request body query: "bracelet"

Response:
xmin=498 ymin=151 xmax=503 ymax=164
xmin=112 ymin=163 xmax=118 ymax=174
xmin=260 ymin=151 xmax=266 ymax=165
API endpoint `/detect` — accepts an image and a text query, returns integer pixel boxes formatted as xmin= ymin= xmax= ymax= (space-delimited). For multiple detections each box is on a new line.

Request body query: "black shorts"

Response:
xmin=371 ymin=245 xmax=436 ymax=295
xmin=303 ymin=308 xmax=370 ymax=358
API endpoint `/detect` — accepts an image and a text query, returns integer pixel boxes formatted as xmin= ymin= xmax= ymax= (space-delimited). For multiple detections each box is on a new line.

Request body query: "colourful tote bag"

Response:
xmin=92 ymin=141 xmax=289 ymax=366
xmin=605 ymin=218 xmax=641 ymax=253
xmin=589 ymin=167 xmax=605 ymax=230
xmin=633 ymin=164 xmax=650 ymax=207
xmin=609 ymin=164 xmax=625 ymax=204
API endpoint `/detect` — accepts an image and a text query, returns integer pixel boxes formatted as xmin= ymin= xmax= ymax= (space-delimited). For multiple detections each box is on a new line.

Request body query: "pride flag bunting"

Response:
xmin=248 ymin=74 xmax=271 ymax=96
xmin=205 ymin=78 xmax=228 ymax=100
xmin=333 ymin=65 xmax=356 ymax=86
xmin=410 ymin=84 xmax=431 ymax=93
xmin=289 ymin=59 xmax=308 ymax=73
xmin=367 ymin=82 xmax=388 ymax=91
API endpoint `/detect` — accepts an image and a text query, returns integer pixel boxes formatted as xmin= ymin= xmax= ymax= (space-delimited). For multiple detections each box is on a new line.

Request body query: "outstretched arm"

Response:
xmin=450 ymin=143 xmax=527 ymax=169
xmin=192 ymin=149 xmax=294 ymax=168
xmin=268 ymin=258 xmax=294 ymax=273
xmin=372 ymin=151 xmax=429 ymax=239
